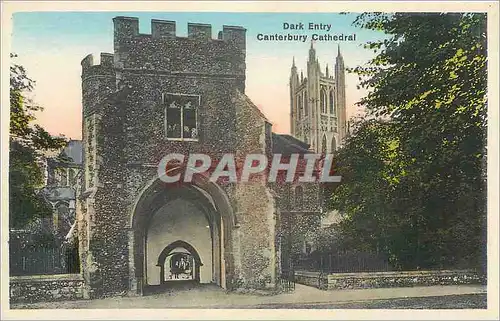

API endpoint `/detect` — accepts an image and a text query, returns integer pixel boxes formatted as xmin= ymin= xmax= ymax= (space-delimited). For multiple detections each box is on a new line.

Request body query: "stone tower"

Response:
xmin=289 ymin=43 xmax=347 ymax=153
xmin=78 ymin=16 xmax=281 ymax=298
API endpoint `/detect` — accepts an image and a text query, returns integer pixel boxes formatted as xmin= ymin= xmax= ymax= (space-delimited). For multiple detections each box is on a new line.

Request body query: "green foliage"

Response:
xmin=330 ymin=13 xmax=487 ymax=271
xmin=9 ymin=53 xmax=67 ymax=229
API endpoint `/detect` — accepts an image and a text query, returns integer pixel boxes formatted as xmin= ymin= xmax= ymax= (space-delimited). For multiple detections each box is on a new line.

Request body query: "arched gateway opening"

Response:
xmin=157 ymin=240 xmax=203 ymax=284
xmin=128 ymin=169 xmax=236 ymax=295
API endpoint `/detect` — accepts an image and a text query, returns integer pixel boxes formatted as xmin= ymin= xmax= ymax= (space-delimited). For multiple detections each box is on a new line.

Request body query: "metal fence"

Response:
xmin=279 ymin=267 xmax=296 ymax=292
xmin=295 ymin=252 xmax=391 ymax=273
xmin=10 ymin=246 xmax=80 ymax=276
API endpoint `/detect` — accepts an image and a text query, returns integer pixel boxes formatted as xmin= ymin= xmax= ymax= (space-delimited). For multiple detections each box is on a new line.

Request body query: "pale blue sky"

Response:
xmin=11 ymin=12 xmax=384 ymax=139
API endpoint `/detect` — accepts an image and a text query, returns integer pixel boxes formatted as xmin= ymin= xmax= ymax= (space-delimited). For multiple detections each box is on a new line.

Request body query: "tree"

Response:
xmin=9 ymin=54 xmax=67 ymax=229
xmin=329 ymin=13 xmax=487 ymax=270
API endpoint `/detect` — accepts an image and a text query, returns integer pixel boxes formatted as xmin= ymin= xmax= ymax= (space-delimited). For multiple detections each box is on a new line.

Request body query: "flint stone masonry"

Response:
xmin=78 ymin=16 xmax=321 ymax=299
xmin=10 ymin=274 xmax=84 ymax=303
xmin=294 ymin=270 xmax=485 ymax=290
xmin=109 ymin=17 xmax=246 ymax=83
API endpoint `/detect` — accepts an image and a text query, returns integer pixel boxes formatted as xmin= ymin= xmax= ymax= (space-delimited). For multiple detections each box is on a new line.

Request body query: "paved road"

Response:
xmin=10 ymin=284 xmax=486 ymax=309
xmin=232 ymin=294 xmax=487 ymax=309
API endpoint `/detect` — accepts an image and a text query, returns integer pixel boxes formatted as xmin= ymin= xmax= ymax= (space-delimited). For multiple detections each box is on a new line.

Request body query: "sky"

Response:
xmin=11 ymin=12 xmax=384 ymax=140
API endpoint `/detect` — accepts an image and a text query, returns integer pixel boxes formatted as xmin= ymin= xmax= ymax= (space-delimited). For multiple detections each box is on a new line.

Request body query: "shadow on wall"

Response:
xmin=146 ymin=199 xmax=213 ymax=285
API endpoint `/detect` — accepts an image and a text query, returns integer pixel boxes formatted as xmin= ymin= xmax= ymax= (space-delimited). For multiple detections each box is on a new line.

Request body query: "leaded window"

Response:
xmin=304 ymin=91 xmax=308 ymax=116
xmin=329 ymin=90 xmax=335 ymax=115
xmin=320 ymin=88 xmax=327 ymax=113
xmin=164 ymin=93 xmax=200 ymax=140
xmin=297 ymin=93 xmax=303 ymax=120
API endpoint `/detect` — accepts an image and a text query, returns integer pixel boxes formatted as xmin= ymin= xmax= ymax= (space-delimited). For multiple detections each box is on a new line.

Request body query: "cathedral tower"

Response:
xmin=289 ymin=43 xmax=347 ymax=153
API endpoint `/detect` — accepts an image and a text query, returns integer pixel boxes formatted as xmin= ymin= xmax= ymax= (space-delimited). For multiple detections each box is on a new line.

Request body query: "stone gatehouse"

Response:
xmin=78 ymin=16 xmax=324 ymax=299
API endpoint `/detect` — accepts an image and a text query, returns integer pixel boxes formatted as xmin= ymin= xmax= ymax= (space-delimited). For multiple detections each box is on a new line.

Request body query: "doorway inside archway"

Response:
xmin=130 ymin=178 xmax=233 ymax=295
xmin=157 ymin=240 xmax=203 ymax=284
xmin=146 ymin=197 xmax=214 ymax=286
xmin=167 ymin=252 xmax=195 ymax=281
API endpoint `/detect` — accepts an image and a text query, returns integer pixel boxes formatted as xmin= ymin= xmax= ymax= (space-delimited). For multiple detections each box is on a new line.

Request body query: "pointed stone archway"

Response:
xmin=157 ymin=240 xmax=203 ymax=283
xmin=128 ymin=167 xmax=237 ymax=296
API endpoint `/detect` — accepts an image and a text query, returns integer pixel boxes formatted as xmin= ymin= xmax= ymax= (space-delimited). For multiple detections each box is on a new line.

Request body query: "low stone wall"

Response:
xmin=294 ymin=270 xmax=325 ymax=289
xmin=295 ymin=270 xmax=484 ymax=290
xmin=10 ymin=274 xmax=85 ymax=303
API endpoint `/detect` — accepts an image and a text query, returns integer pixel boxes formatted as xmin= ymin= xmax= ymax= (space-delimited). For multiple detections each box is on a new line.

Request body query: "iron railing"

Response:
xmin=280 ymin=267 xmax=296 ymax=292
xmin=10 ymin=246 xmax=80 ymax=276
xmin=295 ymin=252 xmax=390 ymax=273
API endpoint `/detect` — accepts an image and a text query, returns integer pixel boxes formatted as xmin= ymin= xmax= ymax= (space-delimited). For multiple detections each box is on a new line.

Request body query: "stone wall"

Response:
xmin=294 ymin=270 xmax=324 ymax=289
xmin=295 ymin=270 xmax=485 ymax=290
xmin=10 ymin=274 xmax=84 ymax=303
xmin=231 ymin=90 xmax=277 ymax=290
xmin=113 ymin=17 xmax=246 ymax=91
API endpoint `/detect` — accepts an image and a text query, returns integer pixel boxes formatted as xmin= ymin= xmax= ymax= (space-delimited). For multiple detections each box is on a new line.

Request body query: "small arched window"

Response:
xmin=320 ymin=88 xmax=327 ymax=113
xmin=329 ymin=90 xmax=335 ymax=115
xmin=297 ymin=94 xmax=302 ymax=120
xmin=304 ymin=91 xmax=308 ymax=116
xmin=295 ymin=186 xmax=304 ymax=210
xmin=331 ymin=137 xmax=337 ymax=153
xmin=56 ymin=202 xmax=71 ymax=236
xmin=59 ymin=168 xmax=68 ymax=186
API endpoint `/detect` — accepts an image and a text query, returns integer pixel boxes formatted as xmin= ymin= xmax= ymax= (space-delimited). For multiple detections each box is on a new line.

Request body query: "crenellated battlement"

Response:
xmin=109 ymin=16 xmax=247 ymax=79
xmin=81 ymin=52 xmax=115 ymax=71
xmin=80 ymin=52 xmax=116 ymax=114
xmin=81 ymin=16 xmax=247 ymax=114
xmin=112 ymin=16 xmax=246 ymax=43
xmin=151 ymin=19 xmax=176 ymax=37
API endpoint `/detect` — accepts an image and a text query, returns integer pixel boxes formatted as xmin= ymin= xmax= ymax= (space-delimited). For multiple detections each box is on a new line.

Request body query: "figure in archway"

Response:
xmin=158 ymin=240 xmax=204 ymax=284
xmin=170 ymin=253 xmax=193 ymax=280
